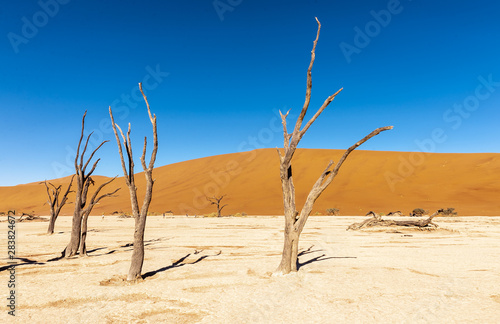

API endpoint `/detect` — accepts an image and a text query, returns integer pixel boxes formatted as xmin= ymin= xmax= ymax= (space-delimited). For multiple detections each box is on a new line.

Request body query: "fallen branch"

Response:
xmin=347 ymin=210 xmax=442 ymax=231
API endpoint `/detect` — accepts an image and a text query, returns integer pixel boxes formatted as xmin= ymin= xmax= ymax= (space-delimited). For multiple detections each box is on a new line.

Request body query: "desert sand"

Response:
xmin=1 ymin=149 xmax=500 ymax=217
xmin=1 ymin=215 xmax=499 ymax=323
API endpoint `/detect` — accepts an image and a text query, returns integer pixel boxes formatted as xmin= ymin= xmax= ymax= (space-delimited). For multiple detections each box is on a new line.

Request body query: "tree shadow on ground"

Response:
xmin=48 ymin=237 xmax=170 ymax=261
xmin=0 ymin=257 xmax=45 ymax=272
xmin=297 ymin=245 xmax=357 ymax=270
xmin=86 ymin=247 xmax=107 ymax=253
xmin=91 ymin=237 xmax=168 ymax=256
xmin=142 ymin=250 xmax=221 ymax=279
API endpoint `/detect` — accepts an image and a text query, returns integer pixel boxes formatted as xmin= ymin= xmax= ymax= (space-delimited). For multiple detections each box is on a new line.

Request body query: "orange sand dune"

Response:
xmin=1 ymin=149 xmax=499 ymax=216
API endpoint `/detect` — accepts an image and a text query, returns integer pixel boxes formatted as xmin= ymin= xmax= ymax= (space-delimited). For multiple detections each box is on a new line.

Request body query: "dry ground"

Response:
xmin=1 ymin=215 xmax=500 ymax=323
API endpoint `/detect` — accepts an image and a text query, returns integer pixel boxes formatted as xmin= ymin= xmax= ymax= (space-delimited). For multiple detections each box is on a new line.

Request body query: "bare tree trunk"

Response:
xmin=78 ymin=176 xmax=118 ymax=257
xmin=64 ymin=208 xmax=83 ymax=257
xmin=47 ymin=205 xmax=56 ymax=235
xmin=291 ymin=234 xmax=299 ymax=271
xmin=128 ymin=213 xmax=147 ymax=278
xmin=79 ymin=211 xmax=90 ymax=256
xmin=110 ymin=82 xmax=158 ymax=281
xmin=128 ymin=170 xmax=154 ymax=280
xmin=277 ymin=220 xmax=300 ymax=273
xmin=275 ymin=18 xmax=392 ymax=275
xmin=42 ymin=176 xmax=74 ymax=235
xmin=62 ymin=112 xmax=119 ymax=258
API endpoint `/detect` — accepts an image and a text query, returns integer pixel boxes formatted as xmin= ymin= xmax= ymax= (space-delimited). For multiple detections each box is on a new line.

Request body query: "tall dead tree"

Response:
xmin=109 ymin=83 xmax=158 ymax=281
xmin=62 ymin=111 xmax=120 ymax=258
xmin=41 ymin=175 xmax=75 ymax=234
xmin=275 ymin=18 xmax=392 ymax=274
xmin=206 ymin=195 xmax=227 ymax=217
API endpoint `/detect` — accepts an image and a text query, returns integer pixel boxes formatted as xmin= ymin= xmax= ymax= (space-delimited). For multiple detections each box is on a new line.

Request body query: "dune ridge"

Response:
xmin=1 ymin=148 xmax=499 ymax=216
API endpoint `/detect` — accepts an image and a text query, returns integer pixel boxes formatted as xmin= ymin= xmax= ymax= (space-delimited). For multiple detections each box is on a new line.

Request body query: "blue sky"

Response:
xmin=1 ymin=0 xmax=499 ymax=186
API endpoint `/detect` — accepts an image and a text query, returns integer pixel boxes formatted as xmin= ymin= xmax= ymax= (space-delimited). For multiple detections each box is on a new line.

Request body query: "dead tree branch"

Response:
xmin=347 ymin=210 xmax=441 ymax=231
xmin=62 ymin=111 xmax=119 ymax=258
xmin=41 ymin=175 xmax=75 ymax=234
xmin=275 ymin=18 xmax=393 ymax=275
xmin=109 ymin=82 xmax=158 ymax=281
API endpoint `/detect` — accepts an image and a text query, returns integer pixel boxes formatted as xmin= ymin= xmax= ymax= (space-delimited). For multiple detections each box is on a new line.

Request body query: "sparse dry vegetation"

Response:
xmin=440 ymin=207 xmax=458 ymax=216
xmin=410 ymin=208 xmax=428 ymax=216
xmin=326 ymin=208 xmax=339 ymax=216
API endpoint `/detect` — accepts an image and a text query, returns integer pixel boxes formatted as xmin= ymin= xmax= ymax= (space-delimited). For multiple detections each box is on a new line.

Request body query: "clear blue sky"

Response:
xmin=1 ymin=0 xmax=499 ymax=186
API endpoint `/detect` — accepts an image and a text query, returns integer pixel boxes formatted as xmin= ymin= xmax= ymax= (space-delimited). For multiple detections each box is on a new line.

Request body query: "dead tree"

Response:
xmin=347 ymin=210 xmax=441 ymax=231
xmin=78 ymin=176 xmax=119 ymax=255
xmin=19 ymin=212 xmax=35 ymax=222
xmin=41 ymin=175 xmax=75 ymax=234
xmin=109 ymin=82 xmax=158 ymax=281
xmin=275 ymin=18 xmax=392 ymax=275
xmin=206 ymin=195 xmax=227 ymax=217
xmin=62 ymin=111 xmax=120 ymax=258
xmin=326 ymin=208 xmax=340 ymax=216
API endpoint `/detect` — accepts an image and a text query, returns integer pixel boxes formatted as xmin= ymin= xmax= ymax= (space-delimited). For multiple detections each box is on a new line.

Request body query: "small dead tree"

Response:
xmin=62 ymin=111 xmax=120 ymax=258
xmin=206 ymin=195 xmax=227 ymax=217
xmin=326 ymin=208 xmax=340 ymax=216
xmin=19 ymin=212 xmax=35 ymax=221
xmin=41 ymin=175 xmax=75 ymax=234
xmin=275 ymin=18 xmax=392 ymax=274
xmin=109 ymin=82 xmax=158 ymax=281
